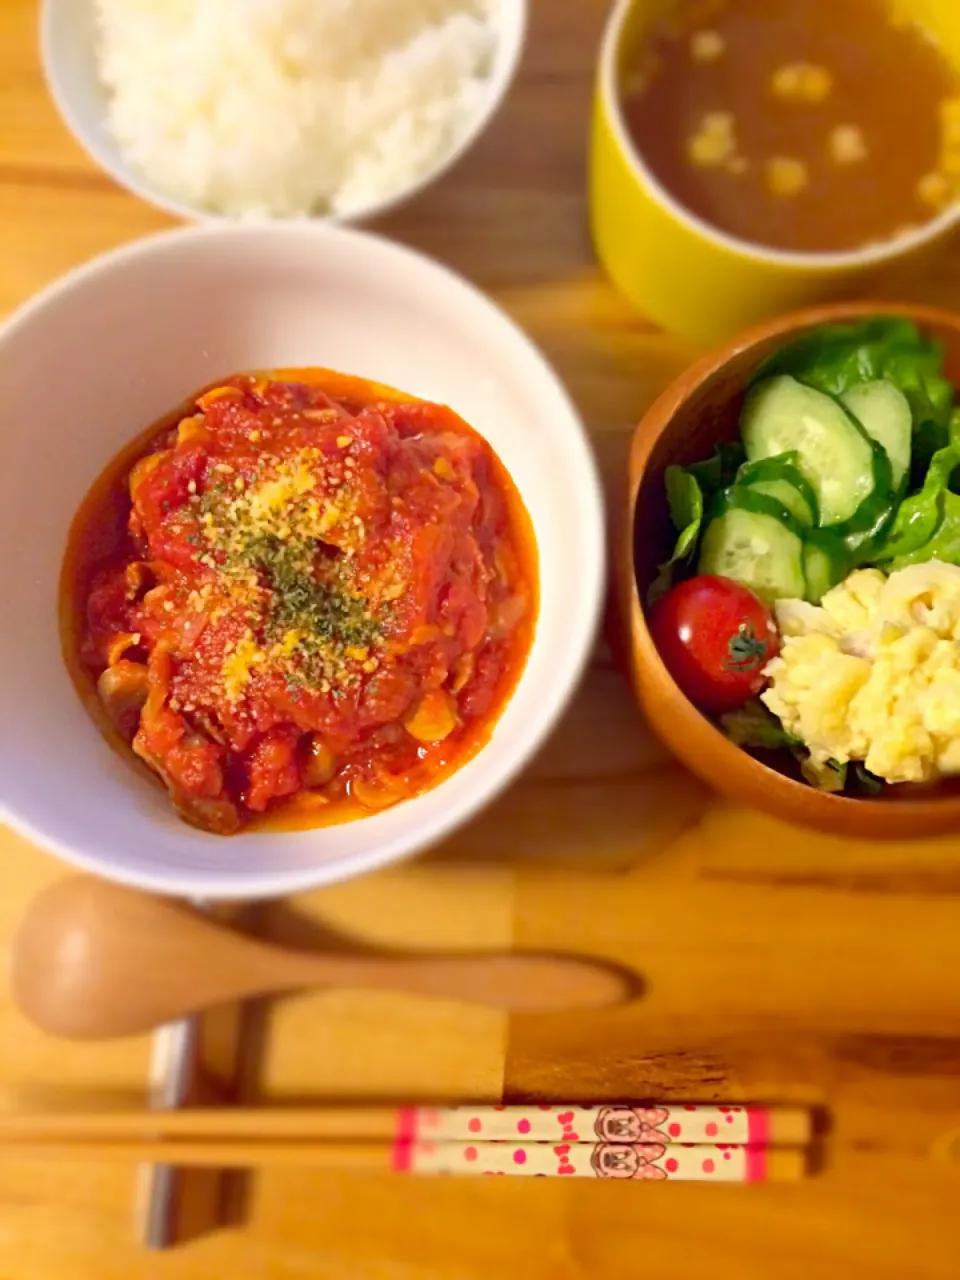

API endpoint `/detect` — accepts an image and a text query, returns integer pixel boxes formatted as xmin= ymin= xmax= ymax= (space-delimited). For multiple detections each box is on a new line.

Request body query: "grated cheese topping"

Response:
xmin=174 ymin=404 xmax=389 ymax=703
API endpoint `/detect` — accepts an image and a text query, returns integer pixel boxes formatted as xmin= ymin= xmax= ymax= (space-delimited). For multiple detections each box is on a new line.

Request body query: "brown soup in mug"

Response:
xmin=621 ymin=0 xmax=960 ymax=253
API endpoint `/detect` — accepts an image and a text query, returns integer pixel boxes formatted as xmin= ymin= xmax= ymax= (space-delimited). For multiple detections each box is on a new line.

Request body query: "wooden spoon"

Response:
xmin=11 ymin=877 xmax=636 ymax=1039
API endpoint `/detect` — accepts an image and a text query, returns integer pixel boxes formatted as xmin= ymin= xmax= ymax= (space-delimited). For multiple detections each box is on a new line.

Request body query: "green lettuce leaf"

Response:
xmin=720 ymin=699 xmax=800 ymax=751
xmin=850 ymin=763 xmax=884 ymax=796
xmin=801 ymin=756 xmax=847 ymax=793
xmin=887 ymin=443 xmax=960 ymax=569
xmin=871 ymin=443 xmax=960 ymax=563
xmin=721 ymin=702 xmax=859 ymax=794
xmin=648 ymin=466 xmax=703 ymax=604
xmin=891 ymin=490 xmax=960 ymax=569
xmin=647 ymin=443 xmax=747 ymax=605
xmin=686 ymin=441 xmax=745 ymax=503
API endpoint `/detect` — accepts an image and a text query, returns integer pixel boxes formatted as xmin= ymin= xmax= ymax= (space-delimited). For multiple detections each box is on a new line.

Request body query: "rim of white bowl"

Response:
xmin=39 ymin=0 xmax=529 ymax=226
xmin=599 ymin=0 xmax=960 ymax=269
xmin=0 ymin=221 xmax=605 ymax=899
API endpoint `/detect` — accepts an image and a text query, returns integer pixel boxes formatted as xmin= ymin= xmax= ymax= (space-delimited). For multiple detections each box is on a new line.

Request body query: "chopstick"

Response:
xmin=0 ymin=1103 xmax=810 ymax=1147
xmin=0 ymin=1138 xmax=806 ymax=1181
xmin=0 ymin=1105 xmax=812 ymax=1181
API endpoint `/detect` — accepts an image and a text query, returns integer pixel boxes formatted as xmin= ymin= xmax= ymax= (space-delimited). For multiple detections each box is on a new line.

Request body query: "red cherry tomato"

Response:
xmin=648 ymin=575 xmax=780 ymax=713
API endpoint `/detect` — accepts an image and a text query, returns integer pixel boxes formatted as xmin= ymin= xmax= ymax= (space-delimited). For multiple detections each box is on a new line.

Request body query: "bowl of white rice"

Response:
xmin=40 ymin=0 xmax=526 ymax=223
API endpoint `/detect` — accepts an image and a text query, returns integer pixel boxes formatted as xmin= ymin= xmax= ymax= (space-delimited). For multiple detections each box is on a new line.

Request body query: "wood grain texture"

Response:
xmin=3 ymin=0 xmax=960 ymax=1275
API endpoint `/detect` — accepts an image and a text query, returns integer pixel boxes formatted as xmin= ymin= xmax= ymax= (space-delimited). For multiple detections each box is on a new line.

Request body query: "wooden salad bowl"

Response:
xmin=622 ymin=300 xmax=960 ymax=839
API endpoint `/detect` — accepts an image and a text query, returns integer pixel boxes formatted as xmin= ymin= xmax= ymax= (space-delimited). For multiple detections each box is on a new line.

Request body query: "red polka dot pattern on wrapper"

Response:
xmin=665 ymin=1157 xmax=678 ymax=1173
xmin=468 ymin=1118 xmax=482 ymax=1133
xmin=668 ymin=1123 xmax=682 ymax=1137
xmin=726 ymin=1115 xmax=734 ymax=1123
xmin=702 ymin=1159 xmax=715 ymax=1174
xmin=517 ymin=1118 xmax=531 ymax=1134
xmin=513 ymin=1150 xmax=527 ymax=1165
xmin=464 ymin=1146 xmax=478 ymax=1162
xmin=705 ymin=1122 xmax=718 ymax=1137
xmin=557 ymin=1110 xmax=579 ymax=1142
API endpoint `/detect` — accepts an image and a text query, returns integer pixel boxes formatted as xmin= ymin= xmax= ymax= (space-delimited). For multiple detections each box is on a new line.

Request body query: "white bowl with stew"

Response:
xmin=0 ymin=223 xmax=603 ymax=899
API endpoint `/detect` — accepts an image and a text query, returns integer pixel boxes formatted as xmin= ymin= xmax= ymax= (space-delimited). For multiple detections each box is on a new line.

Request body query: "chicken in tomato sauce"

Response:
xmin=64 ymin=372 xmax=536 ymax=834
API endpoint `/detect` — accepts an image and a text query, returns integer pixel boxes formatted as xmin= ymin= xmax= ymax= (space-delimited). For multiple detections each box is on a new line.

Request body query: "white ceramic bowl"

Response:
xmin=40 ymin=0 xmax=527 ymax=225
xmin=0 ymin=223 xmax=603 ymax=899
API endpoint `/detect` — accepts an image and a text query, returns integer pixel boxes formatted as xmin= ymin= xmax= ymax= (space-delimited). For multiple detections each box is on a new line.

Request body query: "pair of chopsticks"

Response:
xmin=0 ymin=1104 xmax=811 ymax=1182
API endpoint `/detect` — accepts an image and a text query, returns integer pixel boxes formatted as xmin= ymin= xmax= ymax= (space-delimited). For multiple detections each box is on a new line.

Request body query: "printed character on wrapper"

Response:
xmin=590 ymin=1143 xmax=667 ymax=1180
xmin=594 ymin=1106 xmax=669 ymax=1143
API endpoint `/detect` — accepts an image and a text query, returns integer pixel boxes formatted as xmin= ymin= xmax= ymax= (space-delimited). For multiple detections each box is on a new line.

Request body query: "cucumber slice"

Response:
xmin=698 ymin=505 xmax=805 ymax=603
xmin=736 ymin=454 xmax=817 ymax=526
xmin=802 ymin=534 xmax=849 ymax=604
xmin=742 ymin=376 xmax=875 ymax=526
xmin=751 ymin=478 xmax=813 ymax=526
xmin=838 ymin=440 xmax=895 ymax=560
xmin=718 ymin=485 xmax=807 ymax=539
xmin=840 ymin=380 xmax=911 ymax=491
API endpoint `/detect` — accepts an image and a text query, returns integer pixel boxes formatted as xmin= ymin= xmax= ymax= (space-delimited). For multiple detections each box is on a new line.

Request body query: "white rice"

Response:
xmin=94 ymin=0 xmax=500 ymax=218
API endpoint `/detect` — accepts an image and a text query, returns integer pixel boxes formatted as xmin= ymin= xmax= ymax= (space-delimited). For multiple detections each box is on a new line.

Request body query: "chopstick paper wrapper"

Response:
xmin=393 ymin=1104 xmax=807 ymax=1146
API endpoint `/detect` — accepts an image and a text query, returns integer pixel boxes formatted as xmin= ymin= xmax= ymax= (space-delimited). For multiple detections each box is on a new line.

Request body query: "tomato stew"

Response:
xmin=63 ymin=371 xmax=537 ymax=834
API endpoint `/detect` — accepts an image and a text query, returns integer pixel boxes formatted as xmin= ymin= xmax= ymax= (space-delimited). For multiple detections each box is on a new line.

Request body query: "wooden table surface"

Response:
xmin=5 ymin=0 xmax=960 ymax=1275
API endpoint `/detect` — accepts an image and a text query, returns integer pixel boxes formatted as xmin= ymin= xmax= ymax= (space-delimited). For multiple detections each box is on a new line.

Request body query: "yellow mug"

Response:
xmin=589 ymin=0 xmax=960 ymax=345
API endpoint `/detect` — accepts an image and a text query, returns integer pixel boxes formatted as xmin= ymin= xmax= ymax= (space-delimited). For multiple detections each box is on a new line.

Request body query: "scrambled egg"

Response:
xmin=761 ymin=561 xmax=960 ymax=783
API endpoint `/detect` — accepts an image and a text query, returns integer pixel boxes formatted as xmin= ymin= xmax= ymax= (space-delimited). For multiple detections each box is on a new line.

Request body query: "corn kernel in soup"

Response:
xmin=619 ymin=0 xmax=960 ymax=253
